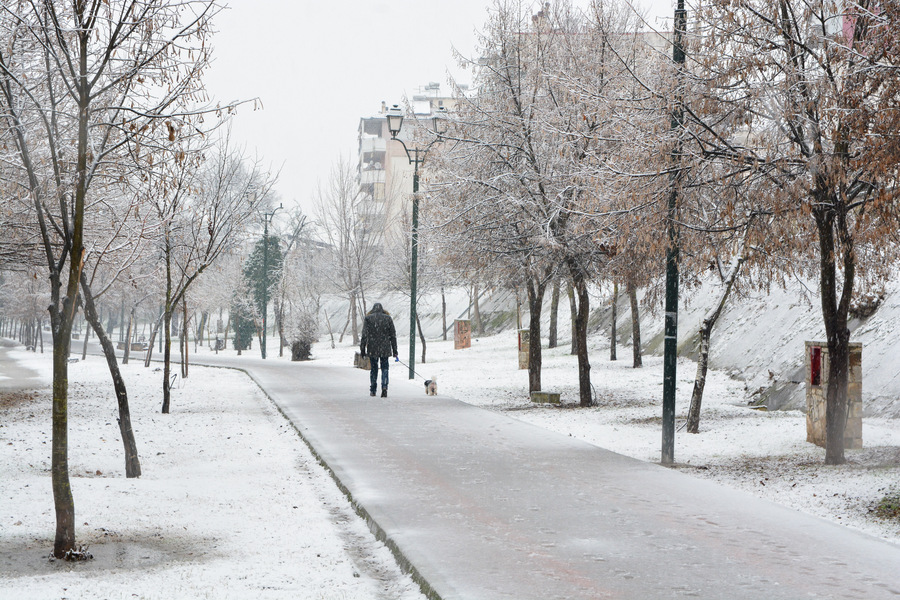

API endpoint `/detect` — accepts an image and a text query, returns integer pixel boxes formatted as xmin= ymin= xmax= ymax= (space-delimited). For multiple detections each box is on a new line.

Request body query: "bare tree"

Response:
xmin=685 ymin=1 xmax=900 ymax=463
xmin=0 ymin=0 xmax=222 ymax=557
xmin=433 ymin=0 xmax=658 ymax=404
xmin=314 ymin=155 xmax=383 ymax=345
xmin=146 ymin=130 xmax=271 ymax=413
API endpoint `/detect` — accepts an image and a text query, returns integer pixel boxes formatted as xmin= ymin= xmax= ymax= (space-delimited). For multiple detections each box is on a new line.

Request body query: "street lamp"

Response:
xmin=261 ymin=202 xmax=282 ymax=360
xmin=386 ymin=104 xmax=448 ymax=379
xmin=662 ymin=0 xmax=687 ymax=465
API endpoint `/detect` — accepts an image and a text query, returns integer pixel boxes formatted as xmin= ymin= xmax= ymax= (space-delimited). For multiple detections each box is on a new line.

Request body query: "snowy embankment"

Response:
xmin=0 ymin=347 xmax=425 ymax=600
xmin=635 ymin=275 xmax=900 ymax=417
xmin=330 ymin=273 xmax=900 ymax=418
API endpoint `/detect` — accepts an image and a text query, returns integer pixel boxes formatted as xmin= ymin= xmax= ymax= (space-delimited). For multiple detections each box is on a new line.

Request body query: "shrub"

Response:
xmin=286 ymin=311 xmax=318 ymax=361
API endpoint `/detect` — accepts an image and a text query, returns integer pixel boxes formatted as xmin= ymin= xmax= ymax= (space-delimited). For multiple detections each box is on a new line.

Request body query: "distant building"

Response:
xmin=356 ymin=82 xmax=467 ymax=247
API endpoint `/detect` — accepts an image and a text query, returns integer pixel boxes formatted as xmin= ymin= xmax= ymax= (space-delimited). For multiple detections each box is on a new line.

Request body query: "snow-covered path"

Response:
xmin=0 ymin=340 xmax=41 ymax=390
xmin=0 ymin=345 xmax=426 ymax=600
xmin=200 ymin=353 xmax=900 ymax=600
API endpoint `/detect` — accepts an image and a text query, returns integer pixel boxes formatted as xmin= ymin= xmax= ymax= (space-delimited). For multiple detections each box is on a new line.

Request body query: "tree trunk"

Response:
xmin=81 ymin=319 xmax=89 ymax=360
xmin=549 ymin=280 xmax=560 ymax=349
xmin=162 ymin=250 xmax=174 ymax=413
xmin=825 ymin=326 xmax=851 ymax=464
xmin=567 ymin=262 xmax=592 ymax=407
xmin=123 ymin=308 xmax=134 ymax=365
xmin=118 ymin=299 xmax=125 ymax=343
xmin=350 ymin=291 xmax=359 ymax=345
xmin=255 ymin=304 xmax=265 ymax=359
xmin=416 ymin=312 xmax=427 ymax=365
xmin=515 ymin=288 xmax=522 ymax=331
xmin=473 ymin=283 xmax=483 ymax=335
xmin=687 ymin=225 xmax=750 ymax=433
xmin=324 ymin=310 xmax=336 ymax=349
xmin=628 ymin=279 xmax=642 ymax=369
xmin=567 ymin=282 xmax=577 ymax=356
xmin=145 ymin=316 xmax=160 ymax=367
xmin=162 ymin=305 xmax=173 ymax=413
xmin=236 ymin=312 xmax=244 ymax=356
xmin=610 ymin=282 xmax=618 ymax=361
xmin=526 ymin=278 xmax=547 ymax=393
xmin=223 ymin=312 xmax=231 ymax=352
xmin=197 ymin=311 xmax=208 ymax=348
xmin=277 ymin=300 xmax=285 ymax=357
xmin=686 ymin=319 xmax=712 ymax=434
xmin=441 ymin=287 xmax=447 ymax=341
xmin=816 ymin=203 xmax=854 ymax=465
xmin=338 ymin=297 xmax=351 ymax=344
xmin=181 ymin=297 xmax=189 ymax=379
xmin=359 ymin=285 xmax=368 ymax=318
xmin=80 ymin=276 xmax=141 ymax=477
xmin=51 ymin=328 xmax=75 ymax=557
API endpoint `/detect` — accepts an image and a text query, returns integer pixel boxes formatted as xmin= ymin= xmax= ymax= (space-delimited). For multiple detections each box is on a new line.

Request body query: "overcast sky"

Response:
xmin=203 ymin=0 xmax=675 ymax=216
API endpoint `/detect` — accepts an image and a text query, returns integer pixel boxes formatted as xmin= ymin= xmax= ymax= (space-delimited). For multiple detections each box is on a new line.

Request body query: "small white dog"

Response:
xmin=424 ymin=377 xmax=438 ymax=396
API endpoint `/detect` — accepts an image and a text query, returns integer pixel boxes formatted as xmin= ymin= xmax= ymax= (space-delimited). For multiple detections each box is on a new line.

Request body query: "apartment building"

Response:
xmin=356 ymin=82 xmax=465 ymax=248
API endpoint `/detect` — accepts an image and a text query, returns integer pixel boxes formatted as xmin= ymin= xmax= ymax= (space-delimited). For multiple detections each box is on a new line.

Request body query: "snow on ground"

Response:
xmin=0 ymin=345 xmax=426 ymax=600
xmin=314 ymin=330 xmax=900 ymax=546
xmin=2 ymin=324 xmax=898 ymax=598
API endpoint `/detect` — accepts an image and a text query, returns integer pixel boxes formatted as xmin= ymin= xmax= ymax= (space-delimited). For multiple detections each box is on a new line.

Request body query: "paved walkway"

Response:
xmin=193 ymin=354 xmax=900 ymax=600
xmin=0 ymin=340 xmax=43 ymax=391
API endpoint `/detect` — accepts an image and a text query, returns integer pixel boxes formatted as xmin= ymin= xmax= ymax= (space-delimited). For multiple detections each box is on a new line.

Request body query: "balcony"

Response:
xmin=359 ymin=136 xmax=386 ymax=154
xmin=360 ymin=169 xmax=385 ymax=185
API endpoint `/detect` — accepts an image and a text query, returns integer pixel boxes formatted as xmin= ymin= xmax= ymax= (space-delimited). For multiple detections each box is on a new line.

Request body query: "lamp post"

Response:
xmin=261 ymin=203 xmax=282 ymax=360
xmin=662 ymin=0 xmax=687 ymax=465
xmin=386 ymin=104 xmax=448 ymax=379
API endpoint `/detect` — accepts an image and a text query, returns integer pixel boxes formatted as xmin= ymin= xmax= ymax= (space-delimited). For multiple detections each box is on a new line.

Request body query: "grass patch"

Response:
xmin=872 ymin=492 xmax=900 ymax=521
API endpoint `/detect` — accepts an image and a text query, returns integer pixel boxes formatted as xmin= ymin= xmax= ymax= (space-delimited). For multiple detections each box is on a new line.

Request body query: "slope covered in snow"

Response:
xmin=359 ymin=272 xmax=900 ymax=417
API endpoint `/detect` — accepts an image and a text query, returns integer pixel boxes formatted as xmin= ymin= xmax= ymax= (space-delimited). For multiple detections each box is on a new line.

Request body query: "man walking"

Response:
xmin=360 ymin=303 xmax=398 ymax=397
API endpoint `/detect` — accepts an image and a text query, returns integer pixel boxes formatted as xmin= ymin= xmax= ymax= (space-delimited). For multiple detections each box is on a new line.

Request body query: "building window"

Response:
xmin=363 ymin=119 xmax=382 ymax=136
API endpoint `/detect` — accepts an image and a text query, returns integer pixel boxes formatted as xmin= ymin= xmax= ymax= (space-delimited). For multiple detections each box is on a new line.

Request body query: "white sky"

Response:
xmin=203 ymin=0 xmax=675 ymax=216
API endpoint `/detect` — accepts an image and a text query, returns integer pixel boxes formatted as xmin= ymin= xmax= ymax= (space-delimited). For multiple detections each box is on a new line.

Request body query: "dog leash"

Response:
xmin=393 ymin=357 xmax=430 ymax=381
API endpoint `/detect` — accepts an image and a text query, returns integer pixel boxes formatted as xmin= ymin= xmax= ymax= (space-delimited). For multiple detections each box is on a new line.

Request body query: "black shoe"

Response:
xmin=370 ymin=390 xmax=376 ymax=397
xmin=381 ymin=389 xmax=387 ymax=398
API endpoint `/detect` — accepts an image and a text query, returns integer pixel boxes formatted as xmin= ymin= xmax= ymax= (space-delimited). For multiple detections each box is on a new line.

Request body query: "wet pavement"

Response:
xmin=192 ymin=354 xmax=900 ymax=600
xmin=0 ymin=340 xmax=43 ymax=391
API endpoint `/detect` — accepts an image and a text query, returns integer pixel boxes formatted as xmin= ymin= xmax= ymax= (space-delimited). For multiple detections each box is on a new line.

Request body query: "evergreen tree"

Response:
xmin=230 ymin=294 xmax=256 ymax=352
xmin=237 ymin=235 xmax=283 ymax=354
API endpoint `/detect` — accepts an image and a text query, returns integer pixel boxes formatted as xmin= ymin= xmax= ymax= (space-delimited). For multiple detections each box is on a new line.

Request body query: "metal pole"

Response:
xmin=409 ymin=157 xmax=420 ymax=380
xmin=262 ymin=217 xmax=268 ymax=360
xmin=662 ymin=0 xmax=687 ymax=465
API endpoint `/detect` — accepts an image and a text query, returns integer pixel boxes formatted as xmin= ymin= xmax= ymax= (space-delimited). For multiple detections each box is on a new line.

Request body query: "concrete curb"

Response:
xmin=222 ymin=363 xmax=442 ymax=600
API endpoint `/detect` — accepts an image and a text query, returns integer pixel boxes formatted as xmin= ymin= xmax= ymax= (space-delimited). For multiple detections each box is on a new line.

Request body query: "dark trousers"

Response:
xmin=369 ymin=356 xmax=390 ymax=393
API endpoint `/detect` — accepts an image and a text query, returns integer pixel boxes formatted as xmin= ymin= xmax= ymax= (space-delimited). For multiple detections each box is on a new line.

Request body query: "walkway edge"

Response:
xmin=226 ymin=364 xmax=442 ymax=600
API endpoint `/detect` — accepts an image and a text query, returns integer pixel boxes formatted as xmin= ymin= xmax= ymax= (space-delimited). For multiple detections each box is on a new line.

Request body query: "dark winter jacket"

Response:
xmin=360 ymin=303 xmax=398 ymax=358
